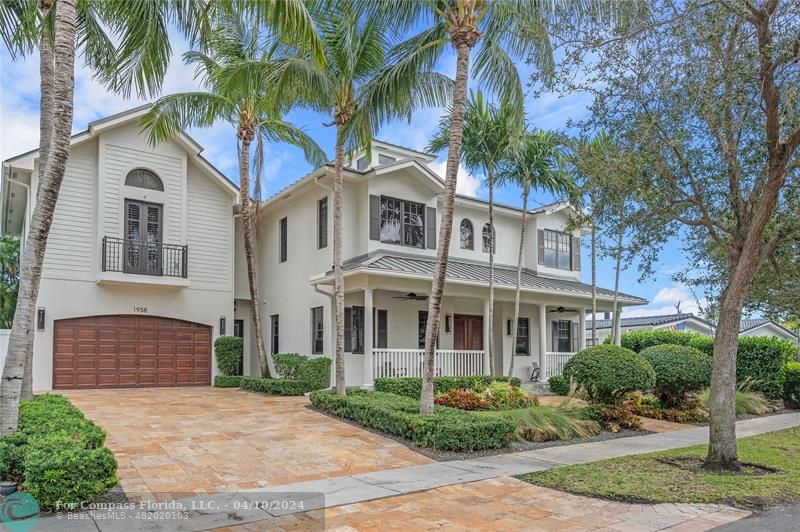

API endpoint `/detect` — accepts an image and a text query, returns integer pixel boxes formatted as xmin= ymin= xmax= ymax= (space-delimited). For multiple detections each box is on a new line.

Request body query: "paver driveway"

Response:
xmin=63 ymin=387 xmax=431 ymax=501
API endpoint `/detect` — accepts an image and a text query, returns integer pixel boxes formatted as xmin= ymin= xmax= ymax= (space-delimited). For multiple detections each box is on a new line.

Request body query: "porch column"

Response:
xmin=613 ymin=308 xmax=623 ymax=346
xmin=482 ymin=298 xmax=491 ymax=375
xmin=578 ymin=308 xmax=586 ymax=351
xmin=363 ymin=287 xmax=373 ymax=387
xmin=539 ymin=303 xmax=547 ymax=378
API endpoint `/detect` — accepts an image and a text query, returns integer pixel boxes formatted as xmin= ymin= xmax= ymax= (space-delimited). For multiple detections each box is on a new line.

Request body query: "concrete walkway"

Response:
xmin=37 ymin=412 xmax=800 ymax=531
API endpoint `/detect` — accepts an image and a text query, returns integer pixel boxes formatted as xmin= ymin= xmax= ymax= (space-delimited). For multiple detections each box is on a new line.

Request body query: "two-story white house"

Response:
xmin=2 ymin=107 xmax=648 ymax=391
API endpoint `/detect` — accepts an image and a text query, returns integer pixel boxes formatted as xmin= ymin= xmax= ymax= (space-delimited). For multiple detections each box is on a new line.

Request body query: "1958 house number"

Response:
xmin=133 ymin=306 xmax=148 ymax=313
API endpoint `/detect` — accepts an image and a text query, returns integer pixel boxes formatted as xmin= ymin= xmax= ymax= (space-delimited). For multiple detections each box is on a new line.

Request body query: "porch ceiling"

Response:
xmin=312 ymin=251 xmax=648 ymax=305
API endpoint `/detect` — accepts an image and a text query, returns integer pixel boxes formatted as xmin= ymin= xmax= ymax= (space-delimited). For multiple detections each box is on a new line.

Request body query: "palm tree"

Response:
xmin=268 ymin=5 xmax=451 ymax=394
xmin=141 ymin=13 xmax=326 ymax=381
xmin=496 ymin=130 xmax=572 ymax=378
xmin=428 ymin=90 xmax=519 ymax=376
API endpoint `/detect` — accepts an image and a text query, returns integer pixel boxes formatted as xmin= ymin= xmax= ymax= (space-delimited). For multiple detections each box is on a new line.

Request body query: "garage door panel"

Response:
xmin=53 ymin=315 xmax=211 ymax=389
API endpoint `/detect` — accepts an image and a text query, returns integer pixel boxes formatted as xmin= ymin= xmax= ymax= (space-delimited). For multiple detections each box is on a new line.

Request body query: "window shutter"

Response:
xmin=551 ymin=320 xmax=558 ymax=352
xmin=376 ymin=309 xmax=388 ymax=348
xmin=538 ymin=230 xmax=545 ymax=265
xmin=572 ymin=322 xmax=579 ymax=352
xmin=344 ymin=308 xmax=352 ymax=352
xmin=426 ymin=207 xmax=436 ymax=249
xmin=369 ymin=195 xmax=380 ymax=240
xmin=572 ymin=236 xmax=581 ymax=271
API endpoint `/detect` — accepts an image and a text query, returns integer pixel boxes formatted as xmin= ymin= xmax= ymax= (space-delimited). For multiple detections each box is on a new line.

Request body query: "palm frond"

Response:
xmin=472 ymin=39 xmax=524 ymax=112
xmin=237 ymin=0 xmax=325 ymax=67
xmin=0 ymin=0 xmax=38 ymax=58
xmin=139 ymin=92 xmax=235 ymax=145
xmin=256 ymin=119 xmax=328 ymax=169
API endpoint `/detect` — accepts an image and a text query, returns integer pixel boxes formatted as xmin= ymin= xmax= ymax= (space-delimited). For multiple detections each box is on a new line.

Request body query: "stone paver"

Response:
xmin=213 ymin=477 xmax=751 ymax=531
xmin=62 ymin=388 xmax=431 ymax=502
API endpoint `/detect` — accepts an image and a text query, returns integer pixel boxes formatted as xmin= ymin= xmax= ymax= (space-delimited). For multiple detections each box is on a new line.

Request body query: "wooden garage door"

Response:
xmin=53 ymin=315 xmax=211 ymax=389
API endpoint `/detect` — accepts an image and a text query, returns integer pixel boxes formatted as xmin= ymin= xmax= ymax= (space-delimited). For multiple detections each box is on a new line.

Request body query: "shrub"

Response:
xmin=478 ymin=407 xmax=601 ymax=442
xmin=562 ymin=345 xmax=656 ymax=403
xmin=785 ymin=362 xmax=800 ymax=408
xmin=583 ymin=403 xmax=642 ymax=432
xmin=640 ymin=344 xmax=712 ymax=406
xmin=215 ymin=336 xmax=243 ymax=376
xmin=434 ymin=389 xmax=490 ymax=410
xmin=213 ymin=375 xmax=243 ymax=388
xmin=737 ymin=337 xmax=796 ymax=399
xmin=434 ymin=382 xmax=538 ymax=411
xmin=548 ymin=374 xmax=570 ymax=396
xmin=273 ymin=353 xmax=332 ymax=391
xmin=240 ymin=376 xmax=313 ymax=396
xmin=699 ymin=387 xmax=780 ymax=416
xmin=374 ymin=375 xmax=522 ymax=398
xmin=621 ymin=330 xmax=714 ymax=355
xmin=309 ymin=390 xmax=514 ymax=451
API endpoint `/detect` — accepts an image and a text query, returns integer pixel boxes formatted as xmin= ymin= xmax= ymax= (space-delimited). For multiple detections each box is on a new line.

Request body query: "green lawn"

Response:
xmin=518 ymin=427 xmax=800 ymax=510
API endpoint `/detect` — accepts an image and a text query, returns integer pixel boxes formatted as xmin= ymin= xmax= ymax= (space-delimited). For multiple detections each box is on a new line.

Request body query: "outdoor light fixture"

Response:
xmin=445 ymin=314 xmax=451 ymax=333
xmin=220 ymin=316 xmax=226 ymax=335
xmin=37 ymin=308 xmax=45 ymax=331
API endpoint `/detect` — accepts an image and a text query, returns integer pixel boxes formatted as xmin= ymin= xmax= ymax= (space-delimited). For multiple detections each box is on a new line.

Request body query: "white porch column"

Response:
xmin=363 ymin=287 xmax=373 ymax=387
xmin=539 ymin=303 xmax=547 ymax=377
xmin=482 ymin=298 xmax=491 ymax=375
xmin=613 ymin=308 xmax=623 ymax=346
xmin=578 ymin=308 xmax=586 ymax=351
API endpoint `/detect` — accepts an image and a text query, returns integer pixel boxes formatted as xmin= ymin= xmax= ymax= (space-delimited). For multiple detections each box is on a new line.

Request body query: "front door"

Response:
xmin=125 ymin=199 xmax=162 ymax=275
xmin=453 ymin=314 xmax=483 ymax=350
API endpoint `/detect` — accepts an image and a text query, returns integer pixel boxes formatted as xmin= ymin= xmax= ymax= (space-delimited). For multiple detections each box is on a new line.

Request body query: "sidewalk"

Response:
xmin=37 ymin=412 xmax=800 ymax=531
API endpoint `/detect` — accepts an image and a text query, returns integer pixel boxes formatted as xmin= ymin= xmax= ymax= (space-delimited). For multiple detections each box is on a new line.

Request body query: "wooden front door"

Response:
xmin=453 ymin=314 xmax=483 ymax=350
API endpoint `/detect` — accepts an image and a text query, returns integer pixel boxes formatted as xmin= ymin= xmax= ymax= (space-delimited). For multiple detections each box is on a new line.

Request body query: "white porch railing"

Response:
xmin=372 ymin=349 xmax=484 ymax=379
xmin=544 ymin=351 xmax=576 ymax=378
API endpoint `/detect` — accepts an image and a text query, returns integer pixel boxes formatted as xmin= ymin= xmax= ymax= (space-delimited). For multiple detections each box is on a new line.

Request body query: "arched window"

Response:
xmin=459 ymin=219 xmax=474 ymax=250
xmin=125 ymin=168 xmax=164 ymax=191
xmin=482 ymin=223 xmax=495 ymax=254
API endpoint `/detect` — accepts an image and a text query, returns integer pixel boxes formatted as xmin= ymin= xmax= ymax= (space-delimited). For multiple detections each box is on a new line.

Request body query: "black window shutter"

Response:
xmin=538 ymin=229 xmax=545 ymax=265
xmin=376 ymin=309 xmax=388 ymax=348
xmin=551 ymin=320 xmax=558 ymax=352
xmin=426 ymin=206 xmax=436 ymax=249
xmin=344 ymin=308 xmax=352 ymax=352
xmin=572 ymin=236 xmax=581 ymax=271
xmin=369 ymin=195 xmax=380 ymax=240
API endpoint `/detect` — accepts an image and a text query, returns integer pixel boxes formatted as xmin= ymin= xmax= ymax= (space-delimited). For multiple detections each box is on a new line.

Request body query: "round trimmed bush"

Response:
xmin=562 ymin=345 xmax=655 ymax=402
xmin=640 ymin=344 xmax=712 ymax=406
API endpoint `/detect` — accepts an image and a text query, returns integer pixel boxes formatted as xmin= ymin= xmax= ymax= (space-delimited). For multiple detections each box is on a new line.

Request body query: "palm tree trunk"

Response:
xmin=507 ymin=186 xmax=528 ymax=378
xmin=487 ymin=163 xmax=495 ymax=376
xmin=420 ymin=42 xmax=472 ymax=415
xmin=1 ymin=0 xmax=76 ymax=436
xmin=590 ymin=190 xmax=597 ymax=346
xmin=333 ymin=125 xmax=346 ymax=395
xmin=610 ymin=225 xmax=623 ymax=345
xmin=238 ymin=130 xmax=271 ymax=379
xmin=20 ymin=0 xmax=55 ymax=401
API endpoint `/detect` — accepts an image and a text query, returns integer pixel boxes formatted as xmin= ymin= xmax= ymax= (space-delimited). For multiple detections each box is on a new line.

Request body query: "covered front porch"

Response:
xmin=312 ymin=254 xmax=646 ymax=387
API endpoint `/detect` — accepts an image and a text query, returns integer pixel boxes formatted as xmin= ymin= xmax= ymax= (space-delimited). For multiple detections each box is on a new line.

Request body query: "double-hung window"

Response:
xmin=379 ymin=196 xmax=425 ymax=248
xmin=515 ymin=318 xmax=530 ymax=355
xmin=543 ymin=229 xmax=572 ymax=270
xmin=270 ymin=315 xmax=279 ymax=354
xmin=317 ymin=197 xmax=328 ymax=249
xmin=344 ymin=306 xmax=365 ymax=354
xmin=279 ymin=217 xmax=288 ymax=262
xmin=311 ymin=307 xmax=324 ymax=354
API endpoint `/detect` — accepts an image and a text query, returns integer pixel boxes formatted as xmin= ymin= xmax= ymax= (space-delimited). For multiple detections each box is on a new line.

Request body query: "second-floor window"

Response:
xmin=317 ymin=197 xmax=328 ymax=249
xmin=279 ymin=217 xmax=287 ymax=262
xmin=543 ymin=229 xmax=571 ymax=270
xmin=482 ymin=223 xmax=495 ymax=253
xmin=460 ymin=219 xmax=473 ymax=249
xmin=356 ymin=156 xmax=368 ymax=171
xmin=380 ymin=196 xmax=425 ymax=248
xmin=125 ymin=168 xmax=163 ymax=191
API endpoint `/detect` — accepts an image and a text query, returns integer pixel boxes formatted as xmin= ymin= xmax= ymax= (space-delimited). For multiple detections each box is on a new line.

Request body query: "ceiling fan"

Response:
xmin=393 ymin=292 xmax=428 ymax=301
xmin=548 ymin=306 xmax=577 ymax=313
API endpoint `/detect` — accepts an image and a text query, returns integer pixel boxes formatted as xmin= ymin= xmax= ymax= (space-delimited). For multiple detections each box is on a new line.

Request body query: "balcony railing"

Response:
xmin=102 ymin=236 xmax=188 ymax=278
xmin=372 ymin=349 xmax=485 ymax=379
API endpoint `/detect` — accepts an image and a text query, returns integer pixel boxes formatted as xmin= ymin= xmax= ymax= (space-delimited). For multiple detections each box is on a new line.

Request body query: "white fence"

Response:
xmin=544 ymin=351 xmax=576 ymax=378
xmin=0 ymin=329 xmax=9 ymax=372
xmin=372 ymin=349 xmax=484 ymax=379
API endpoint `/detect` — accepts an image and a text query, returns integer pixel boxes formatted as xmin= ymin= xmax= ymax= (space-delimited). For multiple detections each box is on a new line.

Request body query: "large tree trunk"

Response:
xmin=487 ymin=163 xmax=495 ymax=375
xmin=590 ymin=191 xmax=597 ymax=346
xmin=333 ymin=125 xmax=346 ymax=395
xmin=420 ymin=42 xmax=472 ymax=414
xmin=238 ymin=132 xmax=272 ymax=379
xmin=21 ymin=0 xmax=55 ymax=401
xmin=507 ymin=187 xmax=528 ymax=378
xmin=1 ymin=0 xmax=76 ymax=436
xmin=610 ymin=226 xmax=623 ymax=345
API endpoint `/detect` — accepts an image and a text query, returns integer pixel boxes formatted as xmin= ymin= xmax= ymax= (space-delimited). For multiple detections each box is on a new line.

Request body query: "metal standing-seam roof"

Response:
xmin=328 ymin=252 xmax=648 ymax=304
xmin=586 ymin=313 xmax=705 ymax=330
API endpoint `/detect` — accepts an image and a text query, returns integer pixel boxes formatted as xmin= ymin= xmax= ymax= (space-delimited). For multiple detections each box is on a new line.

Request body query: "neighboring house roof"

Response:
xmin=740 ymin=318 xmax=799 ymax=339
xmin=317 ymin=251 xmax=648 ymax=304
xmin=587 ymin=313 xmax=705 ymax=330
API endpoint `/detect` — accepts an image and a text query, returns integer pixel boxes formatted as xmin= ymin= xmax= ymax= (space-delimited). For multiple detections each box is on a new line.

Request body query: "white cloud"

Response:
xmin=624 ymin=282 xmax=708 ymax=318
xmin=652 ymin=285 xmax=691 ymax=304
xmin=428 ymin=159 xmax=481 ymax=198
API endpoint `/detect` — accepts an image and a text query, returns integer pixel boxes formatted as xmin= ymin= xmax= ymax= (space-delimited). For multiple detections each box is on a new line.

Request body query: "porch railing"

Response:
xmin=102 ymin=236 xmax=188 ymax=278
xmin=544 ymin=351 xmax=576 ymax=378
xmin=372 ymin=349 xmax=484 ymax=379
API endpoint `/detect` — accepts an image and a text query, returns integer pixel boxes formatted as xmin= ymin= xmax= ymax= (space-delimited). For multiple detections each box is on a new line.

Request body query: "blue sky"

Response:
xmin=0 ymin=32 xmax=704 ymax=318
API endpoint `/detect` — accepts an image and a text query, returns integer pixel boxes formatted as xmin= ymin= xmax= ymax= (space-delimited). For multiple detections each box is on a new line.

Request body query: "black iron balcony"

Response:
xmin=101 ymin=236 xmax=188 ymax=278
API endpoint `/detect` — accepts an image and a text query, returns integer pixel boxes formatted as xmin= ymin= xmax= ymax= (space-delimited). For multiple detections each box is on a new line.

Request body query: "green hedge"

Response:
xmin=373 ymin=375 xmax=522 ymax=398
xmin=0 ymin=395 xmax=117 ymax=511
xmin=240 ymin=376 xmax=311 ymax=396
xmin=621 ymin=330 xmax=714 ymax=356
xmin=309 ymin=390 xmax=514 ymax=451
xmin=785 ymin=362 xmax=800 ymax=408
xmin=640 ymin=344 xmax=712 ymax=406
xmin=548 ymin=374 xmax=570 ymax=396
xmin=563 ymin=345 xmax=656 ymax=403
xmin=215 ymin=336 xmax=243 ymax=376
xmin=214 ymin=375 xmax=244 ymax=388
xmin=238 ymin=355 xmax=332 ymax=396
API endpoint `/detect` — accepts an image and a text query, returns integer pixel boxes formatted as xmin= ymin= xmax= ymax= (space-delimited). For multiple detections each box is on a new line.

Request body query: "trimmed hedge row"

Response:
xmin=215 ymin=336 xmax=243 ymax=376
xmin=309 ymin=390 xmax=514 ymax=451
xmin=373 ymin=375 xmax=522 ymax=398
xmin=621 ymin=330 xmax=714 ymax=355
xmin=214 ymin=375 xmax=244 ymax=388
xmin=0 ymin=395 xmax=117 ymax=510
xmin=784 ymin=362 xmax=800 ymax=408
xmin=240 ymin=376 xmax=312 ymax=395
xmin=273 ymin=353 xmax=331 ymax=391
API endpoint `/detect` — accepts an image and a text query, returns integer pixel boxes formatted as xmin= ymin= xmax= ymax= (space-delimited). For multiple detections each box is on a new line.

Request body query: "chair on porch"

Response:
xmin=529 ymin=361 xmax=540 ymax=382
